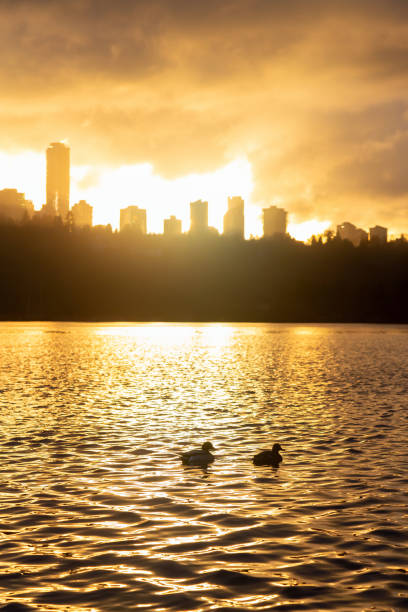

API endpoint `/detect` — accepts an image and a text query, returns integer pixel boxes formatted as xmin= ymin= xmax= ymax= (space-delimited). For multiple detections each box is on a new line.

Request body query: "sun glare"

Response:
xmin=73 ymin=157 xmax=254 ymax=234
xmin=287 ymin=219 xmax=331 ymax=242
xmin=0 ymin=151 xmax=45 ymax=206
xmin=0 ymin=150 xmax=330 ymax=241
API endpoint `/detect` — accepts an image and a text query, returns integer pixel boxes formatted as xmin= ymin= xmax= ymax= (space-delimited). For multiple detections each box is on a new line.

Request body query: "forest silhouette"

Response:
xmin=1 ymin=218 xmax=407 ymax=323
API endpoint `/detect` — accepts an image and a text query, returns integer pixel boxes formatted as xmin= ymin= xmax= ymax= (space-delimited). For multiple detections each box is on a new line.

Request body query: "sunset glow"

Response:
xmin=1 ymin=1 xmax=408 ymax=238
xmin=287 ymin=219 xmax=331 ymax=242
xmin=0 ymin=152 xmax=258 ymax=233
xmin=2 ymin=3 xmax=408 ymax=610
xmin=78 ymin=156 xmax=255 ymax=234
xmin=0 ymin=149 xmax=330 ymax=241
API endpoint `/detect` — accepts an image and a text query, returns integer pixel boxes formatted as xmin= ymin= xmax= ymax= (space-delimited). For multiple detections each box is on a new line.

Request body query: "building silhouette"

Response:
xmin=0 ymin=189 xmax=34 ymax=222
xmin=72 ymin=200 xmax=93 ymax=227
xmin=46 ymin=142 xmax=70 ymax=220
xmin=37 ymin=202 xmax=56 ymax=219
xmin=263 ymin=205 xmax=287 ymax=237
xmin=164 ymin=215 xmax=182 ymax=236
xmin=369 ymin=225 xmax=387 ymax=244
xmin=337 ymin=222 xmax=368 ymax=246
xmin=223 ymin=196 xmax=244 ymax=238
xmin=190 ymin=200 xmax=208 ymax=233
xmin=120 ymin=206 xmax=147 ymax=233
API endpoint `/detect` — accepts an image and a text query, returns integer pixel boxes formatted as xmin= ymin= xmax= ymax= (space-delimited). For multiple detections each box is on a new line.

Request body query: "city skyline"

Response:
xmin=1 ymin=2 xmax=408 ymax=240
xmin=0 ymin=147 xmax=329 ymax=240
xmin=0 ymin=142 xmax=396 ymax=244
xmin=0 ymin=142 xmax=401 ymax=241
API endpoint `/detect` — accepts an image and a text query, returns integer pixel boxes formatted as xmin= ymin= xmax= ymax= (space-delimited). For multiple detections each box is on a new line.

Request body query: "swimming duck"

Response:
xmin=253 ymin=443 xmax=283 ymax=467
xmin=181 ymin=441 xmax=215 ymax=466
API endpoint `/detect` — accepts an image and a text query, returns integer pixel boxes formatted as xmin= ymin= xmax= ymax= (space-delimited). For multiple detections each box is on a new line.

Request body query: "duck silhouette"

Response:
xmin=180 ymin=441 xmax=215 ymax=466
xmin=253 ymin=443 xmax=283 ymax=467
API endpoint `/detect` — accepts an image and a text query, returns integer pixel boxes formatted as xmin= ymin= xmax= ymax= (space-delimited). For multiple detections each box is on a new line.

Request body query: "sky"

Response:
xmin=1 ymin=0 xmax=408 ymax=238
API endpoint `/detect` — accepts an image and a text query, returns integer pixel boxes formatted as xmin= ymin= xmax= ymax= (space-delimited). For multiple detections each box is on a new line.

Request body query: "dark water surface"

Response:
xmin=0 ymin=322 xmax=408 ymax=611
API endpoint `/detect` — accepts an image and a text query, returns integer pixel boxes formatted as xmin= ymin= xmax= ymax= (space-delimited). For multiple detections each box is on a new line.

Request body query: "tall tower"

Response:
xmin=369 ymin=225 xmax=387 ymax=244
xmin=72 ymin=200 xmax=93 ymax=227
xmin=164 ymin=215 xmax=182 ymax=236
xmin=223 ymin=196 xmax=244 ymax=238
xmin=190 ymin=200 xmax=208 ymax=233
xmin=263 ymin=206 xmax=287 ymax=237
xmin=46 ymin=142 xmax=70 ymax=220
xmin=120 ymin=206 xmax=147 ymax=233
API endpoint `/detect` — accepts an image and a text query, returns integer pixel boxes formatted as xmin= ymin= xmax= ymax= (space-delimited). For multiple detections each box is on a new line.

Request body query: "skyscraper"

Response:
xmin=337 ymin=222 xmax=368 ymax=246
xmin=369 ymin=225 xmax=387 ymax=244
xmin=263 ymin=206 xmax=287 ymax=237
xmin=46 ymin=142 xmax=70 ymax=220
xmin=0 ymin=189 xmax=34 ymax=222
xmin=190 ymin=200 xmax=208 ymax=233
xmin=164 ymin=215 xmax=182 ymax=236
xmin=72 ymin=200 xmax=93 ymax=227
xmin=223 ymin=196 xmax=244 ymax=238
xmin=120 ymin=206 xmax=147 ymax=233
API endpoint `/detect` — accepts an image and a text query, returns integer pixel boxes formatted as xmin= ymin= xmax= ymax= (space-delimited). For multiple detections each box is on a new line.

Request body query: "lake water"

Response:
xmin=1 ymin=322 xmax=408 ymax=612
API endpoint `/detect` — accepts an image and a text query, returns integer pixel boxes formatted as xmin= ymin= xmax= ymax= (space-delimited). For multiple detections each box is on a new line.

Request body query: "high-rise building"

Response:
xmin=223 ymin=196 xmax=244 ymax=238
xmin=369 ymin=225 xmax=387 ymax=244
xmin=72 ymin=200 xmax=93 ymax=227
xmin=46 ymin=142 xmax=70 ymax=220
xmin=120 ymin=206 xmax=147 ymax=233
xmin=164 ymin=215 xmax=182 ymax=236
xmin=337 ymin=222 xmax=368 ymax=246
xmin=190 ymin=200 xmax=208 ymax=233
xmin=37 ymin=202 xmax=57 ymax=219
xmin=0 ymin=188 xmax=34 ymax=222
xmin=263 ymin=206 xmax=287 ymax=237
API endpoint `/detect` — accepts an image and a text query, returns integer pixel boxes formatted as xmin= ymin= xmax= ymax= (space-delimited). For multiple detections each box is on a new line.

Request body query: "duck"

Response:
xmin=253 ymin=443 xmax=283 ymax=467
xmin=180 ymin=441 xmax=215 ymax=466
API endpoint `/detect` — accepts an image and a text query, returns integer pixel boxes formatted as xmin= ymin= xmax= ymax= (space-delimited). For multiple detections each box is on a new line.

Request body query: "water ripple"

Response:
xmin=0 ymin=322 xmax=408 ymax=610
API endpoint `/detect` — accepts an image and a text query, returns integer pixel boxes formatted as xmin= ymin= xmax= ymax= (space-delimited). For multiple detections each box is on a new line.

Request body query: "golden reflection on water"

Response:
xmin=94 ymin=322 xmax=236 ymax=350
xmin=0 ymin=322 xmax=408 ymax=611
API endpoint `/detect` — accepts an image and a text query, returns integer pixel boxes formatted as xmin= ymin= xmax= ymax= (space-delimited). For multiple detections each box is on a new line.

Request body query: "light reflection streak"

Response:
xmin=93 ymin=322 xmax=236 ymax=349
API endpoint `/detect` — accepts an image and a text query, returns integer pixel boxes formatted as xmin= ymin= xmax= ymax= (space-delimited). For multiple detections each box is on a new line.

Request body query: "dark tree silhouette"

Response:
xmin=0 ymin=218 xmax=407 ymax=322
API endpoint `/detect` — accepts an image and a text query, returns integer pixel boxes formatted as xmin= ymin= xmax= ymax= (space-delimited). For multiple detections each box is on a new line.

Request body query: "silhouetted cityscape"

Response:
xmin=1 ymin=142 xmax=407 ymax=324
xmin=0 ymin=143 xmax=392 ymax=243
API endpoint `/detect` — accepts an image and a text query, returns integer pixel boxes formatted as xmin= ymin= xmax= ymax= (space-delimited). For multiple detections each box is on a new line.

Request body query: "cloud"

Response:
xmin=330 ymin=126 xmax=408 ymax=198
xmin=1 ymin=0 xmax=408 ymax=231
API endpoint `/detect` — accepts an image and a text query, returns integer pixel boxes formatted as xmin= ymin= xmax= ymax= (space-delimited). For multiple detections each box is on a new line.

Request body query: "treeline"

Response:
xmin=1 ymin=218 xmax=408 ymax=322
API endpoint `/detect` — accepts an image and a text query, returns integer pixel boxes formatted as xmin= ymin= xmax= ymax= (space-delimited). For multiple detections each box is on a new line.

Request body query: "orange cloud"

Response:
xmin=1 ymin=0 xmax=408 ymax=233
